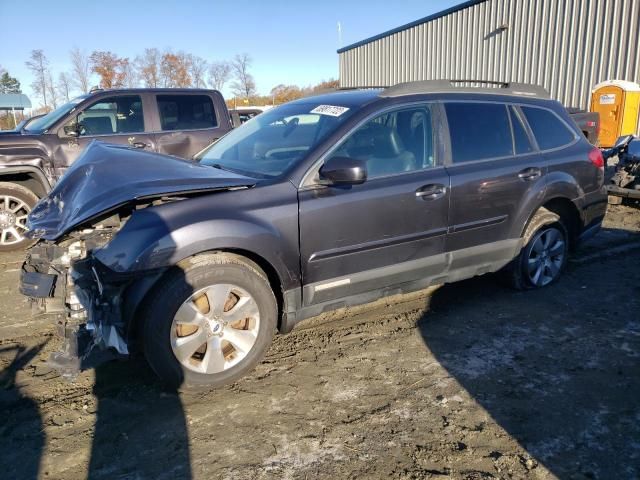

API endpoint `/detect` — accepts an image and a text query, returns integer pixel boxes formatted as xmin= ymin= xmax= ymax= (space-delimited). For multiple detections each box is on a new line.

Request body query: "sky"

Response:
xmin=0 ymin=0 xmax=460 ymax=101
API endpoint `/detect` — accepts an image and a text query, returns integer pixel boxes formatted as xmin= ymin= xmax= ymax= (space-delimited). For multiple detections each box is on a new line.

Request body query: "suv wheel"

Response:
xmin=0 ymin=182 xmax=39 ymax=252
xmin=142 ymin=253 xmax=277 ymax=389
xmin=506 ymin=208 xmax=569 ymax=290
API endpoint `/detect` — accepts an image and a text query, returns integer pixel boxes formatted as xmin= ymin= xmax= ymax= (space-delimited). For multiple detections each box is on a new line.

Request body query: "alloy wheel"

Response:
xmin=170 ymin=283 xmax=260 ymax=374
xmin=0 ymin=195 xmax=31 ymax=246
xmin=526 ymin=227 xmax=566 ymax=287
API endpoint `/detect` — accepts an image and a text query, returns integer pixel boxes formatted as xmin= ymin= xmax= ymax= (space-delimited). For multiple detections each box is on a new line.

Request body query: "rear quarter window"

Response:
xmin=521 ymin=106 xmax=576 ymax=150
xmin=509 ymin=106 xmax=534 ymax=154
xmin=157 ymin=94 xmax=217 ymax=131
xmin=445 ymin=102 xmax=513 ymax=163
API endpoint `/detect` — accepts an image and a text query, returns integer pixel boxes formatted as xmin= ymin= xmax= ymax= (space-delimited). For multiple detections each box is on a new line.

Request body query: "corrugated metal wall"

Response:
xmin=338 ymin=0 xmax=640 ymax=109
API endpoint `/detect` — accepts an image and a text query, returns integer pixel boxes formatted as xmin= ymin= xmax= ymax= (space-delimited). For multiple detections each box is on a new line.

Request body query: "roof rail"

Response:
xmin=338 ymin=86 xmax=388 ymax=90
xmin=379 ymin=79 xmax=550 ymax=98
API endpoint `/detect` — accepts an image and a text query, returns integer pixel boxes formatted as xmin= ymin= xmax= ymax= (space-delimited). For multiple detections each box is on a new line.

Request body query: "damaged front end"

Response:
xmin=20 ymin=220 xmax=132 ymax=377
xmin=18 ymin=141 xmax=256 ymax=378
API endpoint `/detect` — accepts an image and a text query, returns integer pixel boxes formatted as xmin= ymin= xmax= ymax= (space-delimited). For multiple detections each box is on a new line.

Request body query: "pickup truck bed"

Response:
xmin=567 ymin=108 xmax=600 ymax=145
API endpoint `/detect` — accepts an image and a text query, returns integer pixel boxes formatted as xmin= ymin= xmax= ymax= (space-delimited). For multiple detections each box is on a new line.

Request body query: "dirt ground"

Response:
xmin=1 ymin=205 xmax=639 ymax=480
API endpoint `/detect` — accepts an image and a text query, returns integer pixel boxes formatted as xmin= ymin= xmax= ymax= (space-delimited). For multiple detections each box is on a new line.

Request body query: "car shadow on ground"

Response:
xmin=417 ymin=246 xmax=640 ymax=479
xmin=0 ymin=343 xmax=47 ymax=480
xmin=86 ymin=359 xmax=192 ymax=479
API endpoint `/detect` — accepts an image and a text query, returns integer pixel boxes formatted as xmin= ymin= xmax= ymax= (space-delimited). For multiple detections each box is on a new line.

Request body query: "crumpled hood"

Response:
xmin=28 ymin=141 xmax=256 ymax=240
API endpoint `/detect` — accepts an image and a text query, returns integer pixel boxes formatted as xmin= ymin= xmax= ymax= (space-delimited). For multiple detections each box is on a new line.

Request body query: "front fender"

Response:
xmin=93 ymin=184 xmax=300 ymax=291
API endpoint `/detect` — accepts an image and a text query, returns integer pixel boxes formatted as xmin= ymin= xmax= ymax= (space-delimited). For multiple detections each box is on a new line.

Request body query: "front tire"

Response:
xmin=0 ymin=182 xmax=39 ymax=252
xmin=142 ymin=253 xmax=277 ymax=389
xmin=505 ymin=208 xmax=569 ymax=290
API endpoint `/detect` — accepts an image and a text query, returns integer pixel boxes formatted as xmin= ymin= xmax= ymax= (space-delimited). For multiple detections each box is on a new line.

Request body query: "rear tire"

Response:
xmin=504 ymin=208 xmax=569 ymax=290
xmin=0 ymin=182 xmax=39 ymax=252
xmin=142 ymin=253 xmax=277 ymax=389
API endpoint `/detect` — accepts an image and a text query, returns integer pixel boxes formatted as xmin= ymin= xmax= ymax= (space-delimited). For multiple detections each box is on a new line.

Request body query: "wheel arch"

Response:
xmin=0 ymin=167 xmax=51 ymax=199
xmin=124 ymin=248 xmax=288 ymax=345
xmin=520 ymin=196 xmax=582 ymax=248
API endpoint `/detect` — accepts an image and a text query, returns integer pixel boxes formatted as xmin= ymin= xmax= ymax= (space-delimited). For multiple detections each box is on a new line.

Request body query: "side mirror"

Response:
xmin=319 ymin=156 xmax=367 ymax=185
xmin=59 ymin=124 xmax=81 ymax=139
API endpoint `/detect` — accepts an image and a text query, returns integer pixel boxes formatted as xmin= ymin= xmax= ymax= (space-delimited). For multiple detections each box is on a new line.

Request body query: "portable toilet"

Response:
xmin=590 ymin=80 xmax=640 ymax=147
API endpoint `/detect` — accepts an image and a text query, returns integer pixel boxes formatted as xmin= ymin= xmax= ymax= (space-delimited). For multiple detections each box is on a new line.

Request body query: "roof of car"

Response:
xmin=288 ymin=81 xmax=551 ymax=109
xmin=89 ymin=88 xmax=220 ymax=95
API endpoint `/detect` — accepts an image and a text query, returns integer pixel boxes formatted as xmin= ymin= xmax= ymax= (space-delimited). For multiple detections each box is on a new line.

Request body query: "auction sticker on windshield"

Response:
xmin=310 ymin=105 xmax=350 ymax=117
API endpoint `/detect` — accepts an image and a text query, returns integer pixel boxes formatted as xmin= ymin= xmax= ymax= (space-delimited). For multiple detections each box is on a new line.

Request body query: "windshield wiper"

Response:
xmin=210 ymin=163 xmax=234 ymax=172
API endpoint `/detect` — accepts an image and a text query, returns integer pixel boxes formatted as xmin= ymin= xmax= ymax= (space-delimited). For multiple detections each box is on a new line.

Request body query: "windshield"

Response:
xmin=198 ymin=102 xmax=356 ymax=178
xmin=25 ymin=95 xmax=89 ymax=132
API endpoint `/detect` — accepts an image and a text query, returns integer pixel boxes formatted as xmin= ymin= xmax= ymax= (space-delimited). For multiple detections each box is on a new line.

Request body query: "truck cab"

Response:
xmin=0 ymin=88 xmax=233 ymax=250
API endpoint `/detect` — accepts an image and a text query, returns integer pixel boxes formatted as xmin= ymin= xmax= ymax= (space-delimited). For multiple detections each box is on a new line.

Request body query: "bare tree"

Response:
xmin=46 ymin=71 xmax=59 ymax=109
xmin=70 ymin=47 xmax=91 ymax=93
xmin=25 ymin=50 xmax=50 ymax=108
xmin=208 ymin=61 xmax=231 ymax=91
xmin=57 ymin=72 xmax=72 ymax=102
xmin=230 ymin=53 xmax=256 ymax=98
xmin=136 ymin=48 xmax=161 ymax=88
xmin=121 ymin=59 xmax=139 ymax=88
xmin=189 ymin=55 xmax=208 ymax=88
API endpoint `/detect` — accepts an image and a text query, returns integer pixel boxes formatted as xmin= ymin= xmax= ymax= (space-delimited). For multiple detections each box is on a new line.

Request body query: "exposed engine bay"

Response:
xmin=21 ymin=213 xmax=130 ymax=376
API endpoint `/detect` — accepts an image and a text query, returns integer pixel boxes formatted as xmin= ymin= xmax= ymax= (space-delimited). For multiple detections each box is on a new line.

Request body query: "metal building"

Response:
xmin=337 ymin=0 xmax=640 ymax=109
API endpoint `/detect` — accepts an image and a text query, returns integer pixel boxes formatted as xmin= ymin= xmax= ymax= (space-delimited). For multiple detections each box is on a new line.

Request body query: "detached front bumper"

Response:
xmin=20 ymin=241 xmax=130 ymax=376
xmin=606 ymin=184 xmax=640 ymax=200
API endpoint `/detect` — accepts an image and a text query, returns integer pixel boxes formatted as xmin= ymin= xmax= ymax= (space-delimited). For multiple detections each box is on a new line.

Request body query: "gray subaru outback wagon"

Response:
xmin=20 ymin=80 xmax=607 ymax=388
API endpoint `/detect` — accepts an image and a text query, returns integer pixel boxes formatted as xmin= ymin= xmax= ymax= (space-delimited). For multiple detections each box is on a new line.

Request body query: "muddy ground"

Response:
xmin=1 ymin=205 xmax=639 ymax=480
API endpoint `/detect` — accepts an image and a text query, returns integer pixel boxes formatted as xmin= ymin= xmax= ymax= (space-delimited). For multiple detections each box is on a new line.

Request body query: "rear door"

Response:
xmin=521 ymin=105 xmax=595 ymax=192
xmin=444 ymin=101 xmax=547 ymax=258
xmin=152 ymin=93 xmax=229 ymax=158
xmin=298 ymin=104 xmax=450 ymax=306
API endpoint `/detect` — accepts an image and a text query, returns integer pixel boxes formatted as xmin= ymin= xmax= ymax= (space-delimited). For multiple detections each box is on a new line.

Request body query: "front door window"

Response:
xmin=74 ymin=96 xmax=145 ymax=136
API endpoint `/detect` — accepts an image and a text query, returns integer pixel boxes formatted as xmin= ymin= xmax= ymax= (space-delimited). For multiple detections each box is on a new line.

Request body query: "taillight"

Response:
xmin=588 ymin=147 xmax=604 ymax=170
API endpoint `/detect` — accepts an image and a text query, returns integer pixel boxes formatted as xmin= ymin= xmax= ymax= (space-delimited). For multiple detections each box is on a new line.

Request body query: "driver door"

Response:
xmin=298 ymin=104 xmax=450 ymax=307
xmin=55 ymin=94 xmax=156 ymax=177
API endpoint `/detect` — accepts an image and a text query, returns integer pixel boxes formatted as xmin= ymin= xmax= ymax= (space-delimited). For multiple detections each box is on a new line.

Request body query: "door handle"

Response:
xmin=518 ymin=167 xmax=541 ymax=181
xmin=416 ymin=184 xmax=447 ymax=200
xmin=132 ymin=142 xmax=148 ymax=149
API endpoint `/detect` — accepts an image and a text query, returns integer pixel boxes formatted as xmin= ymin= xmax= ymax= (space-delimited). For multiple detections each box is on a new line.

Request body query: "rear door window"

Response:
xmin=76 ymin=95 xmax=144 ymax=135
xmin=157 ymin=95 xmax=217 ymax=131
xmin=521 ymin=106 xmax=576 ymax=150
xmin=445 ymin=102 xmax=513 ymax=163
xmin=509 ymin=106 xmax=534 ymax=154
